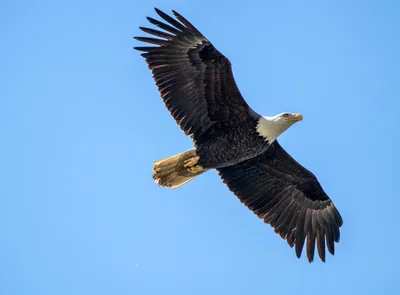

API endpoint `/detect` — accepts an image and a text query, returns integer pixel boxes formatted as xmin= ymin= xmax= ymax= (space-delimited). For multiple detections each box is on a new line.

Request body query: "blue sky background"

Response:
xmin=2 ymin=0 xmax=400 ymax=294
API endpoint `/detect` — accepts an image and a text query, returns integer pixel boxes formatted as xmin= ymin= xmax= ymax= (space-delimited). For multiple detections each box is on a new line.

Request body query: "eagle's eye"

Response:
xmin=282 ymin=113 xmax=290 ymax=118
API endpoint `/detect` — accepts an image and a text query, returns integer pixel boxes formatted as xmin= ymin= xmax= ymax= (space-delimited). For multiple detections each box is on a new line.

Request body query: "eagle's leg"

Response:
xmin=184 ymin=156 xmax=204 ymax=173
xmin=184 ymin=156 xmax=200 ymax=167
xmin=187 ymin=164 xmax=204 ymax=173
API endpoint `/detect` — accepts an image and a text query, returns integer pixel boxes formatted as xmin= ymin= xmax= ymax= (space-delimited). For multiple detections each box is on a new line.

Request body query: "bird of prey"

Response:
xmin=134 ymin=8 xmax=343 ymax=262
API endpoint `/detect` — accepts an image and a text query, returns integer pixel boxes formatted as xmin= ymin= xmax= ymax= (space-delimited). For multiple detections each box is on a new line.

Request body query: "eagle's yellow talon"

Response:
xmin=187 ymin=164 xmax=204 ymax=173
xmin=184 ymin=156 xmax=200 ymax=168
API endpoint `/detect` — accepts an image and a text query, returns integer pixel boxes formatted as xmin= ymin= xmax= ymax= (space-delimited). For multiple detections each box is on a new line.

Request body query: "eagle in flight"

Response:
xmin=134 ymin=8 xmax=343 ymax=262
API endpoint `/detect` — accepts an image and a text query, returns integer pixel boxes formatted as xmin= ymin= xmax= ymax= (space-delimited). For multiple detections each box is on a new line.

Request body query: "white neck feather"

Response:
xmin=256 ymin=116 xmax=287 ymax=142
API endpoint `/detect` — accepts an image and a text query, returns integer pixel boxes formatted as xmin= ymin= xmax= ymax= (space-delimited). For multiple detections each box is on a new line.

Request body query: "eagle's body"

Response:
xmin=197 ymin=114 xmax=271 ymax=168
xmin=135 ymin=8 xmax=343 ymax=263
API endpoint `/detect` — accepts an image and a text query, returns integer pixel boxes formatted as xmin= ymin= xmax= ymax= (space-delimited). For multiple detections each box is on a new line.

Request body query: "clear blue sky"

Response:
xmin=2 ymin=0 xmax=400 ymax=294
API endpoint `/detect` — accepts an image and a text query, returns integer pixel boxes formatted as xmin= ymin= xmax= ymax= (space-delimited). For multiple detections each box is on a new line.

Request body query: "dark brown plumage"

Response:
xmin=135 ymin=8 xmax=343 ymax=263
xmin=218 ymin=141 xmax=343 ymax=262
xmin=134 ymin=8 xmax=250 ymax=142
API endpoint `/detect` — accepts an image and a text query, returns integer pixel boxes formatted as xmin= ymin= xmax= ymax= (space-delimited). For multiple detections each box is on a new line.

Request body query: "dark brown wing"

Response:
xmin=134 ymin=8 xmax=251 ymax=141
xmin=217 ymin=141 xmax=343 ymax=262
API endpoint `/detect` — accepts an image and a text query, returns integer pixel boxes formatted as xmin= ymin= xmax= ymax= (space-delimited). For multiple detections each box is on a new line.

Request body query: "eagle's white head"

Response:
xmin=256 ymin=112 xmax=303 ymax=143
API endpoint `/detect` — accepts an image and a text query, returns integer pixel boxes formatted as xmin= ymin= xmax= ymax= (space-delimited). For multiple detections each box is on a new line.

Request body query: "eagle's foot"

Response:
xmin=184 ymin=156 xmax=200 ymax=168
xmin=187 ymin=164 xmax=204 ymax=173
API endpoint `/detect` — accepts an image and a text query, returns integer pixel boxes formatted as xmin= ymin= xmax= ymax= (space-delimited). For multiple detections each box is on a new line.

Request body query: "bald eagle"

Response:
xmin=134 ymin=8 xmax=343 ymax=263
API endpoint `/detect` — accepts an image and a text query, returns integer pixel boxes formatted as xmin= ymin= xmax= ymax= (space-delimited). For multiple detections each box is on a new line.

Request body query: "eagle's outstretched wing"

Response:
xmin=135 ymin=8 xmax=251 ymax=141
xmin=218 ymin=141 xmax=343 ymax=262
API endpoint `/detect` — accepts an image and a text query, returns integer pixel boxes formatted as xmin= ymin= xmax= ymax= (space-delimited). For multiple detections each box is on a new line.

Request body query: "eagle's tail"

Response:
xmin=152 ymin=149 xmax=207 ymax=188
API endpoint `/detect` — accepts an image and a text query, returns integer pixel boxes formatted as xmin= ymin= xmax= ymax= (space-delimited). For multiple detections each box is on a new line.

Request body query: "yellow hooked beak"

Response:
xmin=292 ymin=113 xmax=303 ymax=122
